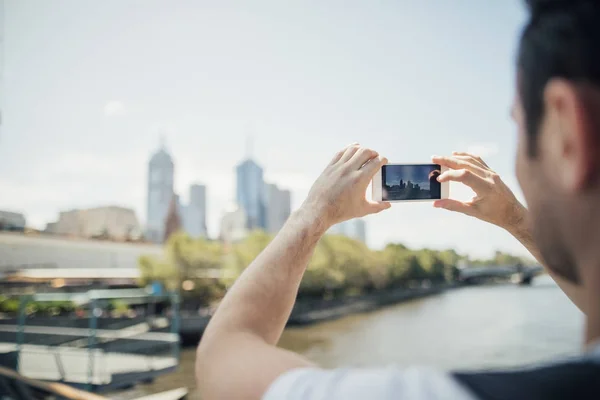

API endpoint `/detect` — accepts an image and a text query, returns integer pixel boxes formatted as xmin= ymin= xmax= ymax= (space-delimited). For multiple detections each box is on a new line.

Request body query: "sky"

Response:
xmin=0 ymin=0 xmax=531 ymax=258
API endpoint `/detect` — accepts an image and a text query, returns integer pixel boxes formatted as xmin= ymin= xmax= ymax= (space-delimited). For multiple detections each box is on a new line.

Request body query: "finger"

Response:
xmin=431 ymin=155 xmax=487 ymax=177
xmin=339 ymin=144 xmax=361 ymax=163
xmin=329 ymin=143 xmax=359 ymax=165
xmin=349 ymin=147 xmax=379 ymax=170
xmin=365 ymin=200 xmax=392 ymax=215
xmin=433 ymin=199 xmax=475 ymax=216
xmin=359 ymin=155 xmax=387 ymax=181
xmin=451 ymin=155 xmax=489 ymax=171
xmin=452 ymin=152 xmax=490 ymax=168
xmin=437 ymin=169 xmax=489 ymax=192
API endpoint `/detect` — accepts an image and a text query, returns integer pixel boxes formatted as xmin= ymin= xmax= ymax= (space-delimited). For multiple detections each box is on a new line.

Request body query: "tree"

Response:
xmin=229 ymin=231 xmax=273 ymax=275
xmin=469 ymin=250 xmax=530 ymax=267
xmin=301 ymin=236 xmax=345 ymax=297
xmin=167 ymin=232 xmax=227 ymax=304
xmin=383 ymin=244 xmax=416 ymax=287
xmin=438 ymin=249 xmax=462 ymax=282
xmin=136 ymin=225 xmax=530 ymax=305
xmin=138 ymin=254 xmax=179 ymax=291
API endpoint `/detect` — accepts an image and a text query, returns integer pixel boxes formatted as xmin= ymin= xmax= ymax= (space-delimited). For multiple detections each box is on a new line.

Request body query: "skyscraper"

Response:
xmin=266 ymin=184 xmax=291 ymax=234
xmin=236 ymin=159 xmax=265 ymax=230
xmin=329 ymin=218 xmax=367 ymax=243
xmin=146 ymin=143 xmax=174 ymax=243
xmin=220 ymin=202 xmax=248 ymax=243
xmin=183 ymin=184 xmax=207 ymax=238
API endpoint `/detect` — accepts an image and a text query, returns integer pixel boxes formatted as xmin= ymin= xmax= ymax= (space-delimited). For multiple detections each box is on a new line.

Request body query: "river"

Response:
xmin=116 ymin=276 xmax=584 ymax=399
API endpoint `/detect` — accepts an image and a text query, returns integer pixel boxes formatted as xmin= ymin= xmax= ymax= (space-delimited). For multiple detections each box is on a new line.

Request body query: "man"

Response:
xmin=196 ymin=0 xmax=600 ymax=398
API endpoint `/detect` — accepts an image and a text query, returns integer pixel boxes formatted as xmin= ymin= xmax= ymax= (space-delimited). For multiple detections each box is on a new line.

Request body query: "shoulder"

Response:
xmin=262 ymin=366 xmax=478 ymax=400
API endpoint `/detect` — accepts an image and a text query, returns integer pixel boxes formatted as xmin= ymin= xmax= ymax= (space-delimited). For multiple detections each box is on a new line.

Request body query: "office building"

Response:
xmin=0 ymin=210 xmax=26 ymax=231
xmin=236 ymin=159 xmax=265 ymax=230
xmin=265 ymin=184 xmax=291 ymax=234
xmin=45 ymin=206 xmax=141 ymax=241
xmin=220 ymin=203 xmax=248 ymax=243
xmin=329 ymin=218 xmax=367 ymax=243
xmin=146 ymin=143 xmax=175 ymax=243
xmin=182 ymin=184 xmax=207 ymax=238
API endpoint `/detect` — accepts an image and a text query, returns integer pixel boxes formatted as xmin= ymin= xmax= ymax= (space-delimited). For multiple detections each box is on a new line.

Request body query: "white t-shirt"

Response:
xmin=263 ymin=344 xmax=600 ymax=400
xmin=263 ymin=366 xmax=477 ymax=400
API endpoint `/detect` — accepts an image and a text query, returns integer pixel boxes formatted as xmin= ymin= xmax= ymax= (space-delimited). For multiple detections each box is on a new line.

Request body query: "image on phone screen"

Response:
xmin=382 ymin=164 xmax=442 ymax=201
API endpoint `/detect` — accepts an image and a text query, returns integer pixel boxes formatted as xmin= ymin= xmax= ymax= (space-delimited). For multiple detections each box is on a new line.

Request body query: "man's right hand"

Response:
xmin=433 ymin=152 xmax=588 ymax=315
xmin=431 ymin=152 xmax=527 ymax=232
xmin=300 ymin=144 xmax=390 ymax=231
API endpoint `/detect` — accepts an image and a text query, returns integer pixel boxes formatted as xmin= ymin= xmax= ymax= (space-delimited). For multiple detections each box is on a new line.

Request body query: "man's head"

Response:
xmin=514 ymin=0 xmax=600 ymax=284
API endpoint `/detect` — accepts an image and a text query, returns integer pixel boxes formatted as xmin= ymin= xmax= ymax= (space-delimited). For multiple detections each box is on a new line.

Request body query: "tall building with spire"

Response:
xmin=236 ymin=159 xmax=265 ymax=230
xmin=236 ymin=137 xmax=266 ymax=230
xmin=146 ymin=140 xmax=175 ymax=243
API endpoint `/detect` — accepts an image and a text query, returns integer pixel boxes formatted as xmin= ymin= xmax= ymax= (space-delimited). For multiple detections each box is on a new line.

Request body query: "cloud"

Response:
xmin=103 ymin=100 xmax=127 ymax=117
xmin=465 ymin=143 xmax=499 ymax=158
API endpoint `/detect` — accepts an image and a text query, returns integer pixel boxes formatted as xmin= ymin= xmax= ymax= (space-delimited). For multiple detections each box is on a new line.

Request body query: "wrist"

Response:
xmin=503 ymin=201 xmax=529 ymax=237
xmin=292 ymin=205 xmax=331 ymax=236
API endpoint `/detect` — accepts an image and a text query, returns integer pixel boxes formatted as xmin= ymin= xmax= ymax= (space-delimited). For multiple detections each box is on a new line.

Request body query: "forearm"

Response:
xmin=505 ymin=203 xmax=586 ymax=314
xmin=195 ymin=145 xmax=388 ymax=399
xmin=200 ymin=208 xmax=326 ymax=348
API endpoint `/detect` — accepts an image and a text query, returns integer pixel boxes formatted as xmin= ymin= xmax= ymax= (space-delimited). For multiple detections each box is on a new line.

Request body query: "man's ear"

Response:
xmin=543 ymin=79 xmax=600 ymax=192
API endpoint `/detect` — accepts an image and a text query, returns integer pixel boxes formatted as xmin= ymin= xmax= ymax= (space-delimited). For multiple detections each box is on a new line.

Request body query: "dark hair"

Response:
xmin=518 ymin=0 xmax=600 ymax=155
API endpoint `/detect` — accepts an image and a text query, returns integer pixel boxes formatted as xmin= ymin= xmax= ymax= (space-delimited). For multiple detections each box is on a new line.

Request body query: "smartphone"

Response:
xmin=372 ymin=164 xmax=449 ymax=202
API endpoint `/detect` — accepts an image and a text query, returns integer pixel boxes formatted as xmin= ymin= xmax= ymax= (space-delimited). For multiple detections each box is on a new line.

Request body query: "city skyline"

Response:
xmin=147 ymin=142 xmax=208 ymax=242
xmin=1 ymin=1 xmax=531 ymax=258
xmin=236 ymin=156 xmax=292 ymax=234
xmin=145 ymin=140 xmax=292 ymax=241
xmin=384 ymin=165 xmax=439 ymax=191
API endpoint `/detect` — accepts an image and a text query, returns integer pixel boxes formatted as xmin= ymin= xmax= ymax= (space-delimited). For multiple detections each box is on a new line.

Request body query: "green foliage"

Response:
xmin=109 ymin=299 xmax=130 ymax=315
xmin=139 ymin=232 xmax=228 ymax=304
xmin=138 ymin=231 xmax=527 ymax=306
xmin=229 ymin=231 xmax=273 ymax=275
xmin=469 ymin=251 xmax=530 ymax=267
xmin=0 ymin=297 xmax=20 ymax=314
xmin=0 ymin=296 xmax=74 ymax=316
xmin=138 ymin=254 xmax=178 ymax=290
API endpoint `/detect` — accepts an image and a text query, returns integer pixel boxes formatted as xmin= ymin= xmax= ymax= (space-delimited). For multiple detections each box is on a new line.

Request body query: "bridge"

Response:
xmin=458 ymin=264 xmax=544 ymax=285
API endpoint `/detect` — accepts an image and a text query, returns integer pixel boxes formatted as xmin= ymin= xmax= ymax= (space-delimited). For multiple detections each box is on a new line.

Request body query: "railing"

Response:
xmin=0 ymin=365 xmax=107 ymax=400
xmin=5 ymin=288 xmax=180 ymax=392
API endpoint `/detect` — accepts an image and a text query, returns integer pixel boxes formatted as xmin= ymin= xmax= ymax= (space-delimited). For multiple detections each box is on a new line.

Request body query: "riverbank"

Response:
xmin=179 ymin=285 xmax=451 ymax=345
xmin=0 ymin=285 xmax=454 ymax=347
xmin=288 ymin=285 xmax=448 ymax=325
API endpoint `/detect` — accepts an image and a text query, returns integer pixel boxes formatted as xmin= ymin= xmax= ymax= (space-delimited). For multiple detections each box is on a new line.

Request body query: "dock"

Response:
xmin=0 ymin=289 xmax=181 ymax=393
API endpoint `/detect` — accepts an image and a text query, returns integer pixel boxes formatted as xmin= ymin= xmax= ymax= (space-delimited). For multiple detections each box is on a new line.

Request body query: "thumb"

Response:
xmin=433 ymin=199 xmax=473 ymax=216
xmin=365 ymin=200 xmax=392 ymax=215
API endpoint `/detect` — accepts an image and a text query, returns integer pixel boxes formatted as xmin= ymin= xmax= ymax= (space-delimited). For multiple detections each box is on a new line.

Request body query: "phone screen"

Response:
xmin=381 ymin=164 xmax=442 ymax=201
